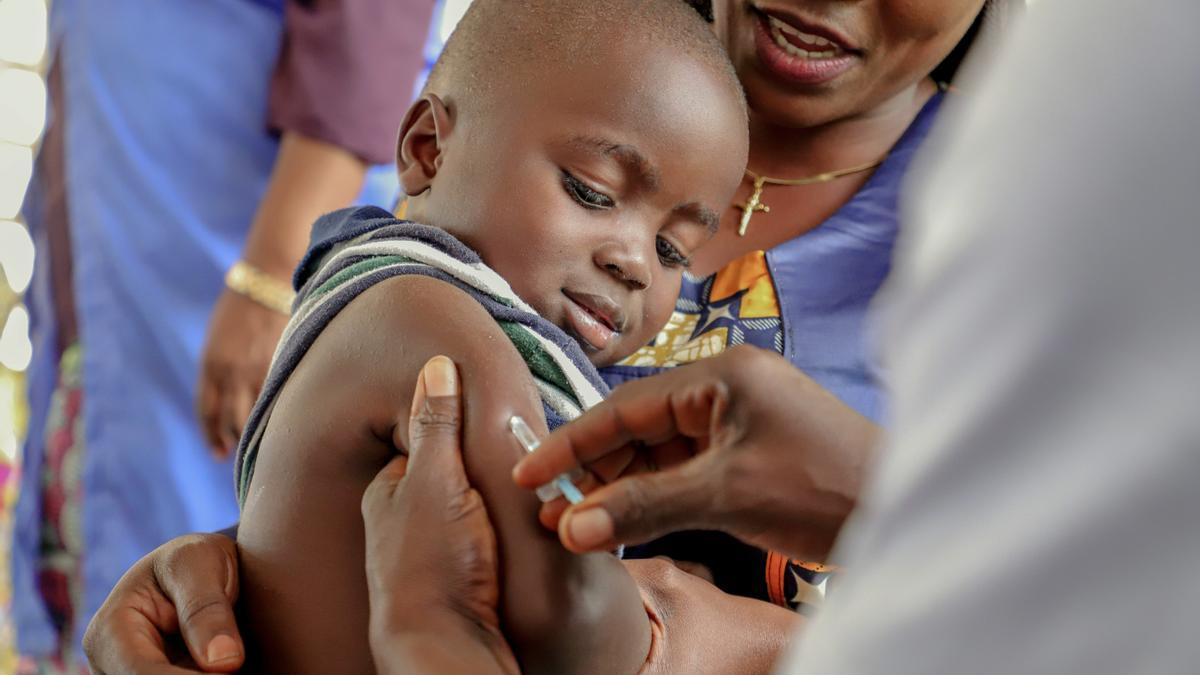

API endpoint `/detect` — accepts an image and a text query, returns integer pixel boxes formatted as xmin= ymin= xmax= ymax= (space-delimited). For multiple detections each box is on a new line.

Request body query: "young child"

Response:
xmin=233 ymin=0 xmax=748 ymax=672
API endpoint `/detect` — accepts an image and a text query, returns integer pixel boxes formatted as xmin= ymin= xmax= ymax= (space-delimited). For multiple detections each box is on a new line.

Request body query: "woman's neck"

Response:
xmin=746 ymin=79 xmax=937 ymax=179
xmin=688 ymin=79 xmax=939 ymax=276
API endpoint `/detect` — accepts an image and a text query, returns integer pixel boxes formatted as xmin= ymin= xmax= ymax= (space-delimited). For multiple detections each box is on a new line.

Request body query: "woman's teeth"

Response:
xmin=767 ymin=16 xmax=841 ymax=59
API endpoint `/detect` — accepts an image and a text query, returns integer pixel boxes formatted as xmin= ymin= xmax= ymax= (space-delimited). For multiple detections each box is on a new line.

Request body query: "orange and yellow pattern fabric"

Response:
xmin=616 ymin=249 xmax=783 ymax=370
xmin=603 ymin=251 xmax=833 ymax=613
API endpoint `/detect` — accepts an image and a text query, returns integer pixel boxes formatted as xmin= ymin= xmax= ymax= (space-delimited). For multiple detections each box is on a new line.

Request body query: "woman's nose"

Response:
xmin=594 ymin=240 xmax=651 ymax=291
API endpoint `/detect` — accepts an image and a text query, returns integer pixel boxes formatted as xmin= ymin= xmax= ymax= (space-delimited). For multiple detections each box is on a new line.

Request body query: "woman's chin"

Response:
xmin=742 ymin=75 xmax=856 ymax=131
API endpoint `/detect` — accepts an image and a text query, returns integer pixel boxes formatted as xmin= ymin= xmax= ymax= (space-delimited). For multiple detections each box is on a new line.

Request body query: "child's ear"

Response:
xmin=396 ymin=94 xmax=454 ymax=197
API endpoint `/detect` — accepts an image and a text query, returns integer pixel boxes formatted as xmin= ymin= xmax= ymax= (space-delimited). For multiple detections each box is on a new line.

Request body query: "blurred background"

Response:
xmin=0 ymin=0 xmax=472 ymax=671
xmin=1 ymin=0 xmax=49 ymax=670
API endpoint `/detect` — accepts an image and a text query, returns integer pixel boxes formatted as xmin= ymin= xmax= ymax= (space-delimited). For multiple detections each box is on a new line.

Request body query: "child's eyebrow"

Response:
xmin=565 ymin=135 xmax=661 ymax=192
xmin=676 ymin=202 xmax=721 ymax=235
xmin=563 ymin=135 xmax=718 ymax=234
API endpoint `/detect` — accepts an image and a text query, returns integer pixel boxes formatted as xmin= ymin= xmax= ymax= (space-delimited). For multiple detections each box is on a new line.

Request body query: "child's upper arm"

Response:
xmin=238 ymin=275 xmax=649 ymax=675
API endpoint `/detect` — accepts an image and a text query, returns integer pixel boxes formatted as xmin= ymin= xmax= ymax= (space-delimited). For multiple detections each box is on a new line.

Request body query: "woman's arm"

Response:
xmin=198 ymin=0 xmax=438 ymax=457
xmin=237 ymin=275 xmax=650 ymax=674
xmin=198 ymin=133 xmax=367 ymax=457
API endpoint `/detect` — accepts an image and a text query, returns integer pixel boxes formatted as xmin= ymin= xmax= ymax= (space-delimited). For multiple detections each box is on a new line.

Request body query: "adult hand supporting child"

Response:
xmin=361 ymin=355 xmax=519 ymax=674
xmin=513 ymin=345 xmax=881 ymax=562
xmin=625 ymin=557 xmax=801 ymax=674
xmin=82 ymin=532 xmax=244 ymax=674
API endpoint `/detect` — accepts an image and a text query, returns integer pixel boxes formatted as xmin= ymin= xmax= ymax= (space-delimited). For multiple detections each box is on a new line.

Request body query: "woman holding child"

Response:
xmin=82 ymin=0 xmax=1016 ymax=671
xmin=599 ymin=0 xmax=1006 ymax=606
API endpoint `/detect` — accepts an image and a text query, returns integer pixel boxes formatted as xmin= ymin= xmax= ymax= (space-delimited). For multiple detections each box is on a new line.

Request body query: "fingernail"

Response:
xmin=424 ymin=355 xmax=458 ymax=397
xmin=206 ymin=634 xmax=241 ymax=665
xmin=566 ymin=508 xmax=614 ymax=549
xmin=410 ymin=369 xmax=427 ymax=419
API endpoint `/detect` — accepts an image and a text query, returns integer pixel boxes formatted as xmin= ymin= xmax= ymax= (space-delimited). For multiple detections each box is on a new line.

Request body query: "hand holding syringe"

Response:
xmin=509 ymin=415 xmax=585 ymax=505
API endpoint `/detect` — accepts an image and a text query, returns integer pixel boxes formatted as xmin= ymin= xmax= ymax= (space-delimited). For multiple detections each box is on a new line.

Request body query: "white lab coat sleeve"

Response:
xmin=781 ymin=0 xmax=1200 ymax=673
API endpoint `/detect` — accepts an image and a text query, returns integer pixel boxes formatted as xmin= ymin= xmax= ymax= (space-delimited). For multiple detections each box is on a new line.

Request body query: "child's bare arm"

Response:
xmin=237 ymin=275 xmax=650 ymax=675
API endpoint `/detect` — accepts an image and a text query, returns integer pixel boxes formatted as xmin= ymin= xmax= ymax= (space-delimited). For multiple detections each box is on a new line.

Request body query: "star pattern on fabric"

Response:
xmin=696 ymin=299 xmax=739 ymax=334
xmin=617 ymin=249 xmax=783 ymax=369
xmin=790 ymin=567 xmax=830 ymax=611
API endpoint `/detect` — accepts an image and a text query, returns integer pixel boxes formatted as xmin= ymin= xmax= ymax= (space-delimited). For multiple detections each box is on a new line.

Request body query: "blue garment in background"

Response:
xmin=602 ymin=93 xmax=945 ymax=422
xmin=11 ymin=0 xmax=439 ymax=658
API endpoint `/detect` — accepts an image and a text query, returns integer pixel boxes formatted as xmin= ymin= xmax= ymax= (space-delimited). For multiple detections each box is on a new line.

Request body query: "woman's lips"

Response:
xmin=752 ymin=10 xmax=858 ymax=86
xmin=562 ymin=291 xmax=622 ymax=352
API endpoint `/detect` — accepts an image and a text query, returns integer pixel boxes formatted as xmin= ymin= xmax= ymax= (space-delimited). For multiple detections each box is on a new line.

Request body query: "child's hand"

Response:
xmin=362 ymin=356 xmax=519 ymax=675
xmin=513 ymin=345 xmax=880 ymax=563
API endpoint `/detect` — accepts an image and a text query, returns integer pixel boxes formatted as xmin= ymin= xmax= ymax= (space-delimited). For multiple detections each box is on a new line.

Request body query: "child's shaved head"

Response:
xmin=427 ymin=0 xmax=743 ymax=114
xmin=399 ymin=0 xmax=748 ymax=366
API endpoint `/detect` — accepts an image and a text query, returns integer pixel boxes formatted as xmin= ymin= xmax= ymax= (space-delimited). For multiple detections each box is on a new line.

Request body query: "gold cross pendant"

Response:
xmin=735 ymin=176 xmax=770 ymax=236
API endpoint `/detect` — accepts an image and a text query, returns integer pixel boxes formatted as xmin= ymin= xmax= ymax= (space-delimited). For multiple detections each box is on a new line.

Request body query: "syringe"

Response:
xmin=509 ymin=415 xmax=585 ymax=505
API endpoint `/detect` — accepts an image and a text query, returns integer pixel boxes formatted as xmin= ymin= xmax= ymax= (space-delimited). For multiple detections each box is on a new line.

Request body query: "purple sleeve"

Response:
xmin=268 ymin=0 xmax=438 ymax=164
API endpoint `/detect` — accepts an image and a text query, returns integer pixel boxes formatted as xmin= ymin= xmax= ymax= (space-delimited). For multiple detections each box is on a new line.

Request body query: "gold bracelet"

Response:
xmin=225 ymin=261 xmax=295 ymax=315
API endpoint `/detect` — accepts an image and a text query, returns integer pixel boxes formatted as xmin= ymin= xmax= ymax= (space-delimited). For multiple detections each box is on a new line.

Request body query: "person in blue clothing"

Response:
xmin=601 ymin=0 xmax=1015 ymax=610
xmin=80 ymin=0 xmax=1020 ymax=672
xmin=13 ymin=0 xmax=435 ymax=671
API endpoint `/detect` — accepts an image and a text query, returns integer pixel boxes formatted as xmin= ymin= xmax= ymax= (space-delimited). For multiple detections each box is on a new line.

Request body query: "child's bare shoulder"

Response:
xmin=237 ymin=273 xmax=550 ymax=674
xmin=292 ymin=273 xmax=541 ymax=440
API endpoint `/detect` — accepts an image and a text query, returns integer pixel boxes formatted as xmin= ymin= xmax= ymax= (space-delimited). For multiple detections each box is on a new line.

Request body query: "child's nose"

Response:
xmin=594 ymin=241 xmax=651 ymax=291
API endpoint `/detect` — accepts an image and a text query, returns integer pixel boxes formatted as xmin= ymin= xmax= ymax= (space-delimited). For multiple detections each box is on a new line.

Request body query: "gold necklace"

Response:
xmin=734 ymin=158 xmax=885 ymax=236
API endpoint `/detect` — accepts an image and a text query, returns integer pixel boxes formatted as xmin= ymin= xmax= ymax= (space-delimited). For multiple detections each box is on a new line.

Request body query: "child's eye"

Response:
xmin=561 ymin=171 xmax=615 ymax=210
xmin=656 ymin=236 xmax=691 ymax=268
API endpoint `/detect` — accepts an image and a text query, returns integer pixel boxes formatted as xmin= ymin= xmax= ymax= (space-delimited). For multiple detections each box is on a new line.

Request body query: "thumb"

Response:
xmin=557 ymin=457 xmax=718 ymax=553
xmin=361 ymin=454 xmax=410 ymax=522
xmin=154 ymin=534 xmax=244 ymax=672
xmin=404 ymin=356 xmax=468 ymax=494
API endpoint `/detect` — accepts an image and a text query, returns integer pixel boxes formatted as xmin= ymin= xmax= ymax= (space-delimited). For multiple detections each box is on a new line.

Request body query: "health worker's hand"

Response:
xmin=513 ymin=345 xmax=880 ymax=562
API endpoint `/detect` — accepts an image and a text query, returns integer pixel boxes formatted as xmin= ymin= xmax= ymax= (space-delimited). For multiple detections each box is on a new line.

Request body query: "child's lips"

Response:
xmin=563 ymin=290 xmax=623 ymax=352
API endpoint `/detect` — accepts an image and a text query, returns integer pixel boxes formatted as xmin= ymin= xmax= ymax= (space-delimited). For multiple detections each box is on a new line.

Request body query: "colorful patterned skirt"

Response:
xmin=19 ymin=344 xmax=86 ymax=675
